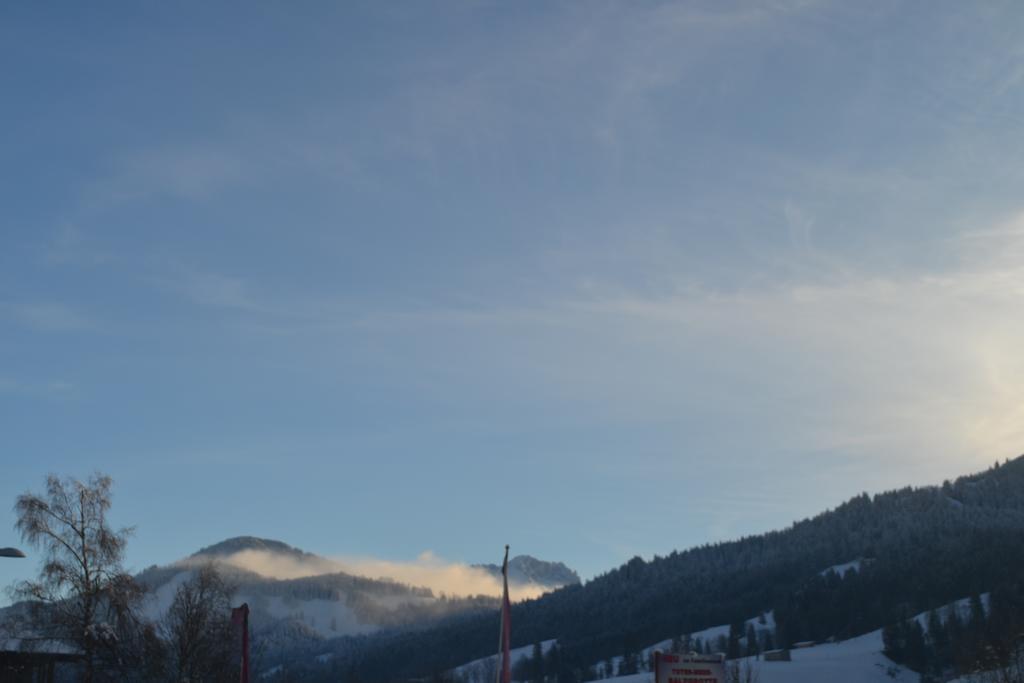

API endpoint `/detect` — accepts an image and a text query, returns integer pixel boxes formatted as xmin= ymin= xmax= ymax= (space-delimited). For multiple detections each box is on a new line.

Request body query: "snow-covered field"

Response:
xmin=601 ymin=630 xmax=914 ymax=683
xmin=735 ymin=630 xmax=914 ymax=683
xmin=450 ymin=619 xmax=915 ymax=683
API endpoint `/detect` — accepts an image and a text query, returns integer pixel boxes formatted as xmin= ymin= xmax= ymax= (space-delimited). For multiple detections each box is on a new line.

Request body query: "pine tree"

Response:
xmin=544 ymin=642 xmax=563 ymax=683
xmin=905 ymin=619 xmax=928 ymax=673
xmin=745 ymin=623 xmax=759 ymax=657
xmin=969 ymin=593 xmax=986 ymax=633
xmin=727 ymin=622 xmax=743 ymax=660
xmin=882 ymin=621 xmax=905 ymax=662
xmin=925 ymin=609 xmax=948 ymax=675
xmin=530 ymin=641 xmax=544 ymax=683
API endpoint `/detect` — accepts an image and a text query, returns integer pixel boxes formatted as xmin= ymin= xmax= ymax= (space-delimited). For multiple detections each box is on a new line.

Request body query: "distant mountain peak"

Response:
xmin=190 ymin=536 xmax=316 ymax=560
xmin=474 ymin=555 xmax=580 ymax=588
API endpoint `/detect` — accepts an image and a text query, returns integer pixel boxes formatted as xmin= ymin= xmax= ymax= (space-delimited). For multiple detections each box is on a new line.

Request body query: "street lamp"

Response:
xmin=0 ymin=547 xmax=26 ymax=558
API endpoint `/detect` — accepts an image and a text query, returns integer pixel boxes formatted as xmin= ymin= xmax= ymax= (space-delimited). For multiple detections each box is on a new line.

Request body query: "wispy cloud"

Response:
xmin=0 ymin=376 xmax=76 ymax=398
xmin=202 ymin=549 xmax=549 ymax=601
xmin=172 ymin=269 xmax=263 ymax=312
xmin=43 ymin=224 xmax=112 ymax=266
xmin=591 ymin=219 xmax=1024 ymax=469
xmin=136 ymin=203 xmax=1024 ymax=483
xmin=79 ymin=118 xmax=370 ymax=212
xmin=155 ymin=265 xmax=355 ymax=326
xmin=391 ymin=0 xmax=829 ymax=161
xmin=337 ymin=211 xmax=1024 ymax=483
xmin=85 ymin=144 xmax=250 ymax=207
xmin=2 ymin=301 xmax=96 ymax=333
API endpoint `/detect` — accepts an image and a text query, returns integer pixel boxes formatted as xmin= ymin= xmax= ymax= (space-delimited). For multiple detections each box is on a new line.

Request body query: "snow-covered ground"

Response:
xmin=454 ymin=639 xmax=557 ymax=682
xmin=912 ymin=593 xmax=989 ymax=632
xmin=448 ymin=570 xmax=993 ymax=683
xmin=595 ymin=613 xmax=775 ymax=678
xmin=449 ymin=586 xmax=912 ymax=683
xmin=648 ymin=611 xmax=776 ymax=652
xmin=594 ymin=589 xmax=991 ymax=683
xmin=601 ymin=630 xmax=914 ymax=683
xmin=736 ymin=630 xmax=914 ymax=683
xmin=820 ymin=559 xmax=864 ymax=577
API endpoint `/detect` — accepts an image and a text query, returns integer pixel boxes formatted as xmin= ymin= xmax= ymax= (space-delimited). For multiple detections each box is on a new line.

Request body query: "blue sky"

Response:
xmin=3 ymin=1 xmax=1024 ymax=597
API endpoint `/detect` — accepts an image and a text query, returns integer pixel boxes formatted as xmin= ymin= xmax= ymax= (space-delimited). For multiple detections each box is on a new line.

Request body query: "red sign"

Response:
xmin=654 ymin=652 xmax=726 ymax=683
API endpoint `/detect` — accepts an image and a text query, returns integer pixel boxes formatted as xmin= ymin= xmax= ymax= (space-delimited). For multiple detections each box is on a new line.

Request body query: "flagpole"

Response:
xmin=241 ymin=605 xmax=249 ymax=683
xmin=232 ymin=603 xmax=250 ymax=683
xmin=496 ymin=545 xmax=510 ymax=683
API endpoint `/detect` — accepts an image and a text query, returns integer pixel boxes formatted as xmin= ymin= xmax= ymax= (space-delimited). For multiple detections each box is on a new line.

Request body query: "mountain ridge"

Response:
xmin=473 ymin=555 xmax=581 ymax=588
xmin=135 ymin=536 xmax=581 ymax=657
xmin=300 ymin=455 xmax=1024 ymax=681
xmin=190 ymin=536 xmax=318 ymax=561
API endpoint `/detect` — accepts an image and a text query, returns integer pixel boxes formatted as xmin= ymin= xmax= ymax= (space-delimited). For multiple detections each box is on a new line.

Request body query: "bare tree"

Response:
xmin=11 ymin=473 xmax=143 ymax=682
xmin=159 ymin=562 xmax=238 ymax=682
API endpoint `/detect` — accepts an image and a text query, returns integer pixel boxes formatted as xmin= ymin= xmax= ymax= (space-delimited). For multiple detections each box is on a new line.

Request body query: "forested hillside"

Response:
xmin=303 ymin=457 xmax=1024 ymax=682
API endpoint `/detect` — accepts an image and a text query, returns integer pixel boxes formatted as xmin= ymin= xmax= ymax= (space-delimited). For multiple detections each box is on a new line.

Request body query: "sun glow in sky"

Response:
xmin=3 ymin=1 xmax=1024 ymax=597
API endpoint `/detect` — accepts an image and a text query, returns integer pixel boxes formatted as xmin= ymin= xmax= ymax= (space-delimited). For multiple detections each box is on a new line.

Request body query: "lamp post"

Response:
xmin=0 ymin=547 xmax=26 ymax=558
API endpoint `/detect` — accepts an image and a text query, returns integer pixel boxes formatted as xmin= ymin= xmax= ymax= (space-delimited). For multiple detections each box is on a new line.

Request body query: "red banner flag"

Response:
xmin=497 ymin=545 xmax=511 ymax=683
xmin=232 ymin=603 xmax=250 ymax=683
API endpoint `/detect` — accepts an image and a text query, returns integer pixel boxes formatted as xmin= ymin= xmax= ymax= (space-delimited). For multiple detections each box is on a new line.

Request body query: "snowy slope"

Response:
xmin=596 ymin=613 xmax=776 ymax=678
xmin=454 ymin=640 xmax=557 ymax=683
xmin=735 ymin=630 xmax=914 ymax=683
xmin=593 ymin=590 xmax=996 ymax=683
xmin=911 ymin=593 xmax=989 ymax=632
xmin=820 ymin=559 xmax=864 ymax=577
xmin=601 ymin=630 xmax=915 ymax=683
xmin=240 ymin=594 xmax=375 ymax=638
xmin=139 ymin=567 xmax=378 ymax=638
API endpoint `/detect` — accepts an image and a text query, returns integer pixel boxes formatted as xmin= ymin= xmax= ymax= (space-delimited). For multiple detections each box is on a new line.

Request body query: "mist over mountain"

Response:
xmin=133 ymin=537 xmax=581 ymax=665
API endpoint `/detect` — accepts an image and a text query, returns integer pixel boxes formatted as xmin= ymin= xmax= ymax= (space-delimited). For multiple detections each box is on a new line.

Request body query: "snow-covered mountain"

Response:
xmin=190 ymin=536 xmax=319 ymax=561
xmin=136 ymin=536 xmax=580 ymax=663
xmin=473 ymin=555 xmax=580 ymax=590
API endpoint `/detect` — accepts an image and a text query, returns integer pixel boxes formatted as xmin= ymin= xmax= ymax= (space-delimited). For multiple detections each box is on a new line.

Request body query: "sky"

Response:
xmin=3 ymin=1 xmax=1024 ymax=600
